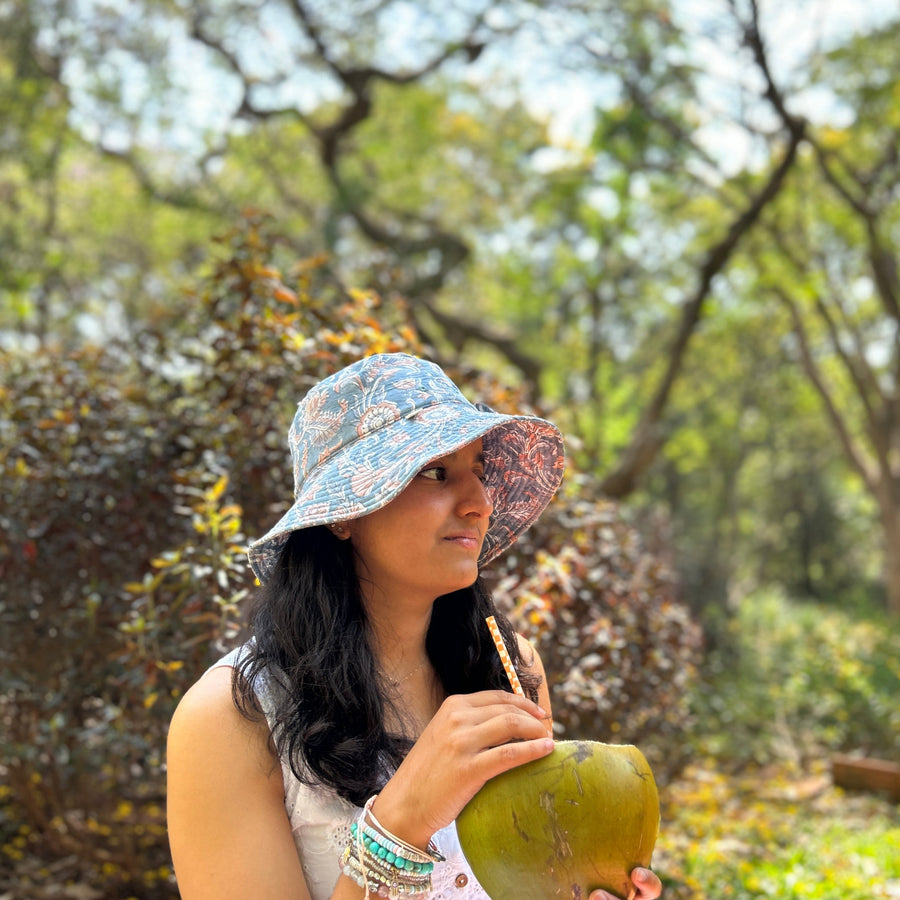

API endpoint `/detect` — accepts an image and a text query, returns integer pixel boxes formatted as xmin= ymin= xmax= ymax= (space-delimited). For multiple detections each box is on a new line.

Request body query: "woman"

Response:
xmin=167 ymin=353 xmax=662 ymax=900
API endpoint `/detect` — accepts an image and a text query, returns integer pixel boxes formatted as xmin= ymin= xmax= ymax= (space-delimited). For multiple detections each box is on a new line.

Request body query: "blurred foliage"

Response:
xmin=0 ymin=212 xmax=699 ymax=896
xmin=3 ymin=0 xmax=899 ymax=615
xmin=690 ymin=590 xmax=900 ymax=766
xmin=490 ymin=482 xmax=702 ymax=779
xmin=653 ymin=590 xmax=900 ymax=899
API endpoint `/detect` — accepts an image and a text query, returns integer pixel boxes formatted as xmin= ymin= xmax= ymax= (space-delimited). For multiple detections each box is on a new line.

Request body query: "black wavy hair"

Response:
xmin=232 ymin=526 xmax=539 ymax=808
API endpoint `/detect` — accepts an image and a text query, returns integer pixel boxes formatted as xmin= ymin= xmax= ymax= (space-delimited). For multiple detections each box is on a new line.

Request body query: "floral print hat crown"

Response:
xmin=248 ymin=353 xmax=565 ymax=583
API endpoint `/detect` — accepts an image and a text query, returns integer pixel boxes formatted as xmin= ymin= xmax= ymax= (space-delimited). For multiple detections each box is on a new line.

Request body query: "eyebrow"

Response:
xmin=427 ymin=449 xmax=485 ymax=466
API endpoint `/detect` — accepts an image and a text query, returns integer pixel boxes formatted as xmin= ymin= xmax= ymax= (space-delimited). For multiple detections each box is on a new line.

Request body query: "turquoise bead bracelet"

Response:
xmin=351 ymin=821 xmax=435 ymax=874
xmin=340 ymin=796 xmax=445 ymax=900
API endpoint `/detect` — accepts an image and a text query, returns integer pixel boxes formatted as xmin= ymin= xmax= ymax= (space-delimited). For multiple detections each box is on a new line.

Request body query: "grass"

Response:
xmin=656 ymin=757 xmax=900 ymax=898
xmin=652 ymin=589 xmax=900 ymax=899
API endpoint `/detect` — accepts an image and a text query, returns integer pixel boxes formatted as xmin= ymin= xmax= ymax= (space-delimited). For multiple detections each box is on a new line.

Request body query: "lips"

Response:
xmin=444 ymin=532 xmax=482 ymax=550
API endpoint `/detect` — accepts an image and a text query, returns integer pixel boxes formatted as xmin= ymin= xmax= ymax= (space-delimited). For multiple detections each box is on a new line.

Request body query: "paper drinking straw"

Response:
xmin=485 ymin=615 xmax=525 ymax=697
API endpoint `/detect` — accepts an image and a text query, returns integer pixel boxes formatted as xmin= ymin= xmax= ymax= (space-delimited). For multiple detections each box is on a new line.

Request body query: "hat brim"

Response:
xmin=248 ymin=401 xmax=564 ymax=583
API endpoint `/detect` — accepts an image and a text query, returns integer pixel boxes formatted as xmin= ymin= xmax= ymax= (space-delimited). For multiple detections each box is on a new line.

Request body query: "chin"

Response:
xmin=437 ymin=568 xmax=480 ymax=596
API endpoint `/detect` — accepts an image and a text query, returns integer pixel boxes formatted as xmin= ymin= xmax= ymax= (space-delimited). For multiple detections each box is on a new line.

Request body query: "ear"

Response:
xmin=328 ymin=522 xmax=352 ymax=540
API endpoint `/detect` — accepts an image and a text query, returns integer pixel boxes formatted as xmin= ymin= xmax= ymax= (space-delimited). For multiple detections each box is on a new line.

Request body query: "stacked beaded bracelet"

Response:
xmin=340 ymin=796 xmax=445 ymax=899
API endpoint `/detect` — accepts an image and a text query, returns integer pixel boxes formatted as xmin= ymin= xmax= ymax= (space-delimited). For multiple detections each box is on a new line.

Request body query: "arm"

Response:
xmin=166 ymin=667 xmax=365 ymax=900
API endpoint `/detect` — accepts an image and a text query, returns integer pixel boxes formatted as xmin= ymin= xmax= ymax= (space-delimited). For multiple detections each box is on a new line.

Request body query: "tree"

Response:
xmin=0 ymin=0 xmax=71 ymax=341
xmin=642 ymin=291 xmax=881 ymax=622
xmin=735 ymin=14 xmax=900 ymax=613
xmin=5 ymin=0 xmax=899 ymax=611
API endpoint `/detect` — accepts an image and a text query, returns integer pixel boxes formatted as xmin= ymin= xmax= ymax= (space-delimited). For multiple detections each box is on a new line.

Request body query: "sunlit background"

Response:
xmin=1 ymin=0 xmax=898 ymax=897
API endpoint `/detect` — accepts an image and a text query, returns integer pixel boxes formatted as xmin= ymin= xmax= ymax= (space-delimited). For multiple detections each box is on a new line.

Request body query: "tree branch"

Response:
xmin=418 ymin=300 xmax=543 ymax=390
xmin=776 ymin=287 xmax=878 ymax=492
xmin=768 ymin=212 xmax=887 ymax=430
xmin=739 ymin=0 xmax=805 ymax=137
xmin=810 ymin=137 xmax=900 ymax=325
xmin=283 ymin=0 xmax=488 ymax=167
xmin=97 ymin=144 xmax=225 ymax=212
xmin=599 ymin=122 xmax=805 ymax=497
xmin=583 ymin=43 xmax=724 ymax=179
xmin=810 ymin=289 xmax=892 ymax=466
xmin=288 ymin=0 xmax=487 ymax=90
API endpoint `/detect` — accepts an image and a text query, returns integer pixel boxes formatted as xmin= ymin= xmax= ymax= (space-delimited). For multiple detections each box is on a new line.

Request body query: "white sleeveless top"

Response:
xmin=209 ymin=646 xmax=490 ymax=900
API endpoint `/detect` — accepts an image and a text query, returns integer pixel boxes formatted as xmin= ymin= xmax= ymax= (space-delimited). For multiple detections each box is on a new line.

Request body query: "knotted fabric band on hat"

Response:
xmin=248 ymin=353 xmax=565 ymax=583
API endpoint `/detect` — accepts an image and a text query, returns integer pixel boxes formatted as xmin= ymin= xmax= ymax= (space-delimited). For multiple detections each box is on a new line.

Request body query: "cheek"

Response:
xmin=351 ymin=513 xmax=407 ymax=563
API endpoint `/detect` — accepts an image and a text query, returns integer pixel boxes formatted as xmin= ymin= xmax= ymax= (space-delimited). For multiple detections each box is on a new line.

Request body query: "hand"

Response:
xmin=373 ymin=690 xmax=553 ymax=847
xmin=590 ymin=867 xmax=662 ymax=900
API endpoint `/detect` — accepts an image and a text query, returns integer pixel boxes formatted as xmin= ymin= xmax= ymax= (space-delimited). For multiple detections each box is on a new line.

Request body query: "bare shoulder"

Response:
xmin=168 ymin=664 xmax=274 ymax=775
xmin=515 ymin=633 xmax=553 ymax=723
xmin=515 ymin=632 xmax=542 ymax=669
xmin=167 ymin=666 xmax=307 ymax=898
xmin=170 ymin=664 xmax=242 ymax=731
xmin=171 ymin=663 xmax=234 ymax=723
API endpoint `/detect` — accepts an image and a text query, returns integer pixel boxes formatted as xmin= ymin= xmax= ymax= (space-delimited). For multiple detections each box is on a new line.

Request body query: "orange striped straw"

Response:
xmin=485 ymin=615 xmax=525 ymax=697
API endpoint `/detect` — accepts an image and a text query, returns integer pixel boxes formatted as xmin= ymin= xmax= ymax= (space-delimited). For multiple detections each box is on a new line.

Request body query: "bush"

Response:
xmin=488 ymin=476 xmax=702 ymax=780
xmin=0 ymin=211 xmax=423 ymax=895
xmin=0 ymin=211 xmax=696 ymax=895
xmin=689 ymin=588 xmax=900 ymax=767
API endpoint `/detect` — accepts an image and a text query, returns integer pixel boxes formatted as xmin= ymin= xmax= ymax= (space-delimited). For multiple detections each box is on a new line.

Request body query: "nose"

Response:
xmin=459 ymin=472 xmax=494 ymax=520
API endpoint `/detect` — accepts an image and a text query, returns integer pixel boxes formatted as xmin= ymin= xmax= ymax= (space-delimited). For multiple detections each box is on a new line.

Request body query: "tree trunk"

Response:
xmin=880 ymin=501 xmax=900 ymax=615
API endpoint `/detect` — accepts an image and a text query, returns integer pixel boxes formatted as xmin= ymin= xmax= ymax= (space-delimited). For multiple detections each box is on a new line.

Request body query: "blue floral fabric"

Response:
xmin=248 ymin=353 xmax=564 ymax=583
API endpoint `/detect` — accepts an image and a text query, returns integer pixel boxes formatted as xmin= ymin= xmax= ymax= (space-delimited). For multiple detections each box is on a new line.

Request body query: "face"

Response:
xmin=344 ymin=439 xmax=493 ymax=607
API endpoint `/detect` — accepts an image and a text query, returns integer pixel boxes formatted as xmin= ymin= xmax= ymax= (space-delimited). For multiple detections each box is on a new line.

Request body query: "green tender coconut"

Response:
xmin=457 ymin=741 xmax=659 ymax=900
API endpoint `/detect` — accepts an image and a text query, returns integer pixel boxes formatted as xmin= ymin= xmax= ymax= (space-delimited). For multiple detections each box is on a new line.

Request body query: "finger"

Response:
xmin=629 ymin=868 xmax=661 ymax=899
xmin=470 ymin=707 xmax=553 ymax=749
xmin=454 ymin=689 xmax=548 ymax=719
xmin=434 ymin=695 xmax=548 ymax=742
xmin=472 ymin=735 xmax=555 ymax=782
xmin=450 ymin=700 xmax=550 ymax=735
xmin=439 ymin=708 xmax=551 ymax=760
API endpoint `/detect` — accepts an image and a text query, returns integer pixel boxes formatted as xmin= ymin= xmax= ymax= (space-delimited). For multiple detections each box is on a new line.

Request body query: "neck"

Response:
xmin=363 ymin=586 xmax=434 ymax=675
xmin=362 ymin=585 xmax=449 ymax=740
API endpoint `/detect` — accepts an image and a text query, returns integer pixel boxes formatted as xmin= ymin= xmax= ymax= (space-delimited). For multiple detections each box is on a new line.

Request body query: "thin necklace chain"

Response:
xmin=384 ymin=660 xmax=427 ymax=687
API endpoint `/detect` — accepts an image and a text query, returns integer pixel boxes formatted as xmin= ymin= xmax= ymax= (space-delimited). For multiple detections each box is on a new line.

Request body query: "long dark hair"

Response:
xmin=232 ymin=526 xmax=539 ymax=808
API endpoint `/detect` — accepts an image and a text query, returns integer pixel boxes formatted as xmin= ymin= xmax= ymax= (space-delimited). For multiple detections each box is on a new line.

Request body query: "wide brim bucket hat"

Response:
xmin=248 ymin=352 xmax=565 ymax=583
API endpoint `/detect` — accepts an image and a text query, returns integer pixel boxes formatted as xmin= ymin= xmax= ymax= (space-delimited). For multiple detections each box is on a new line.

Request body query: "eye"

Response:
xmin=418 ymin=465 xmax=446 ymax=481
